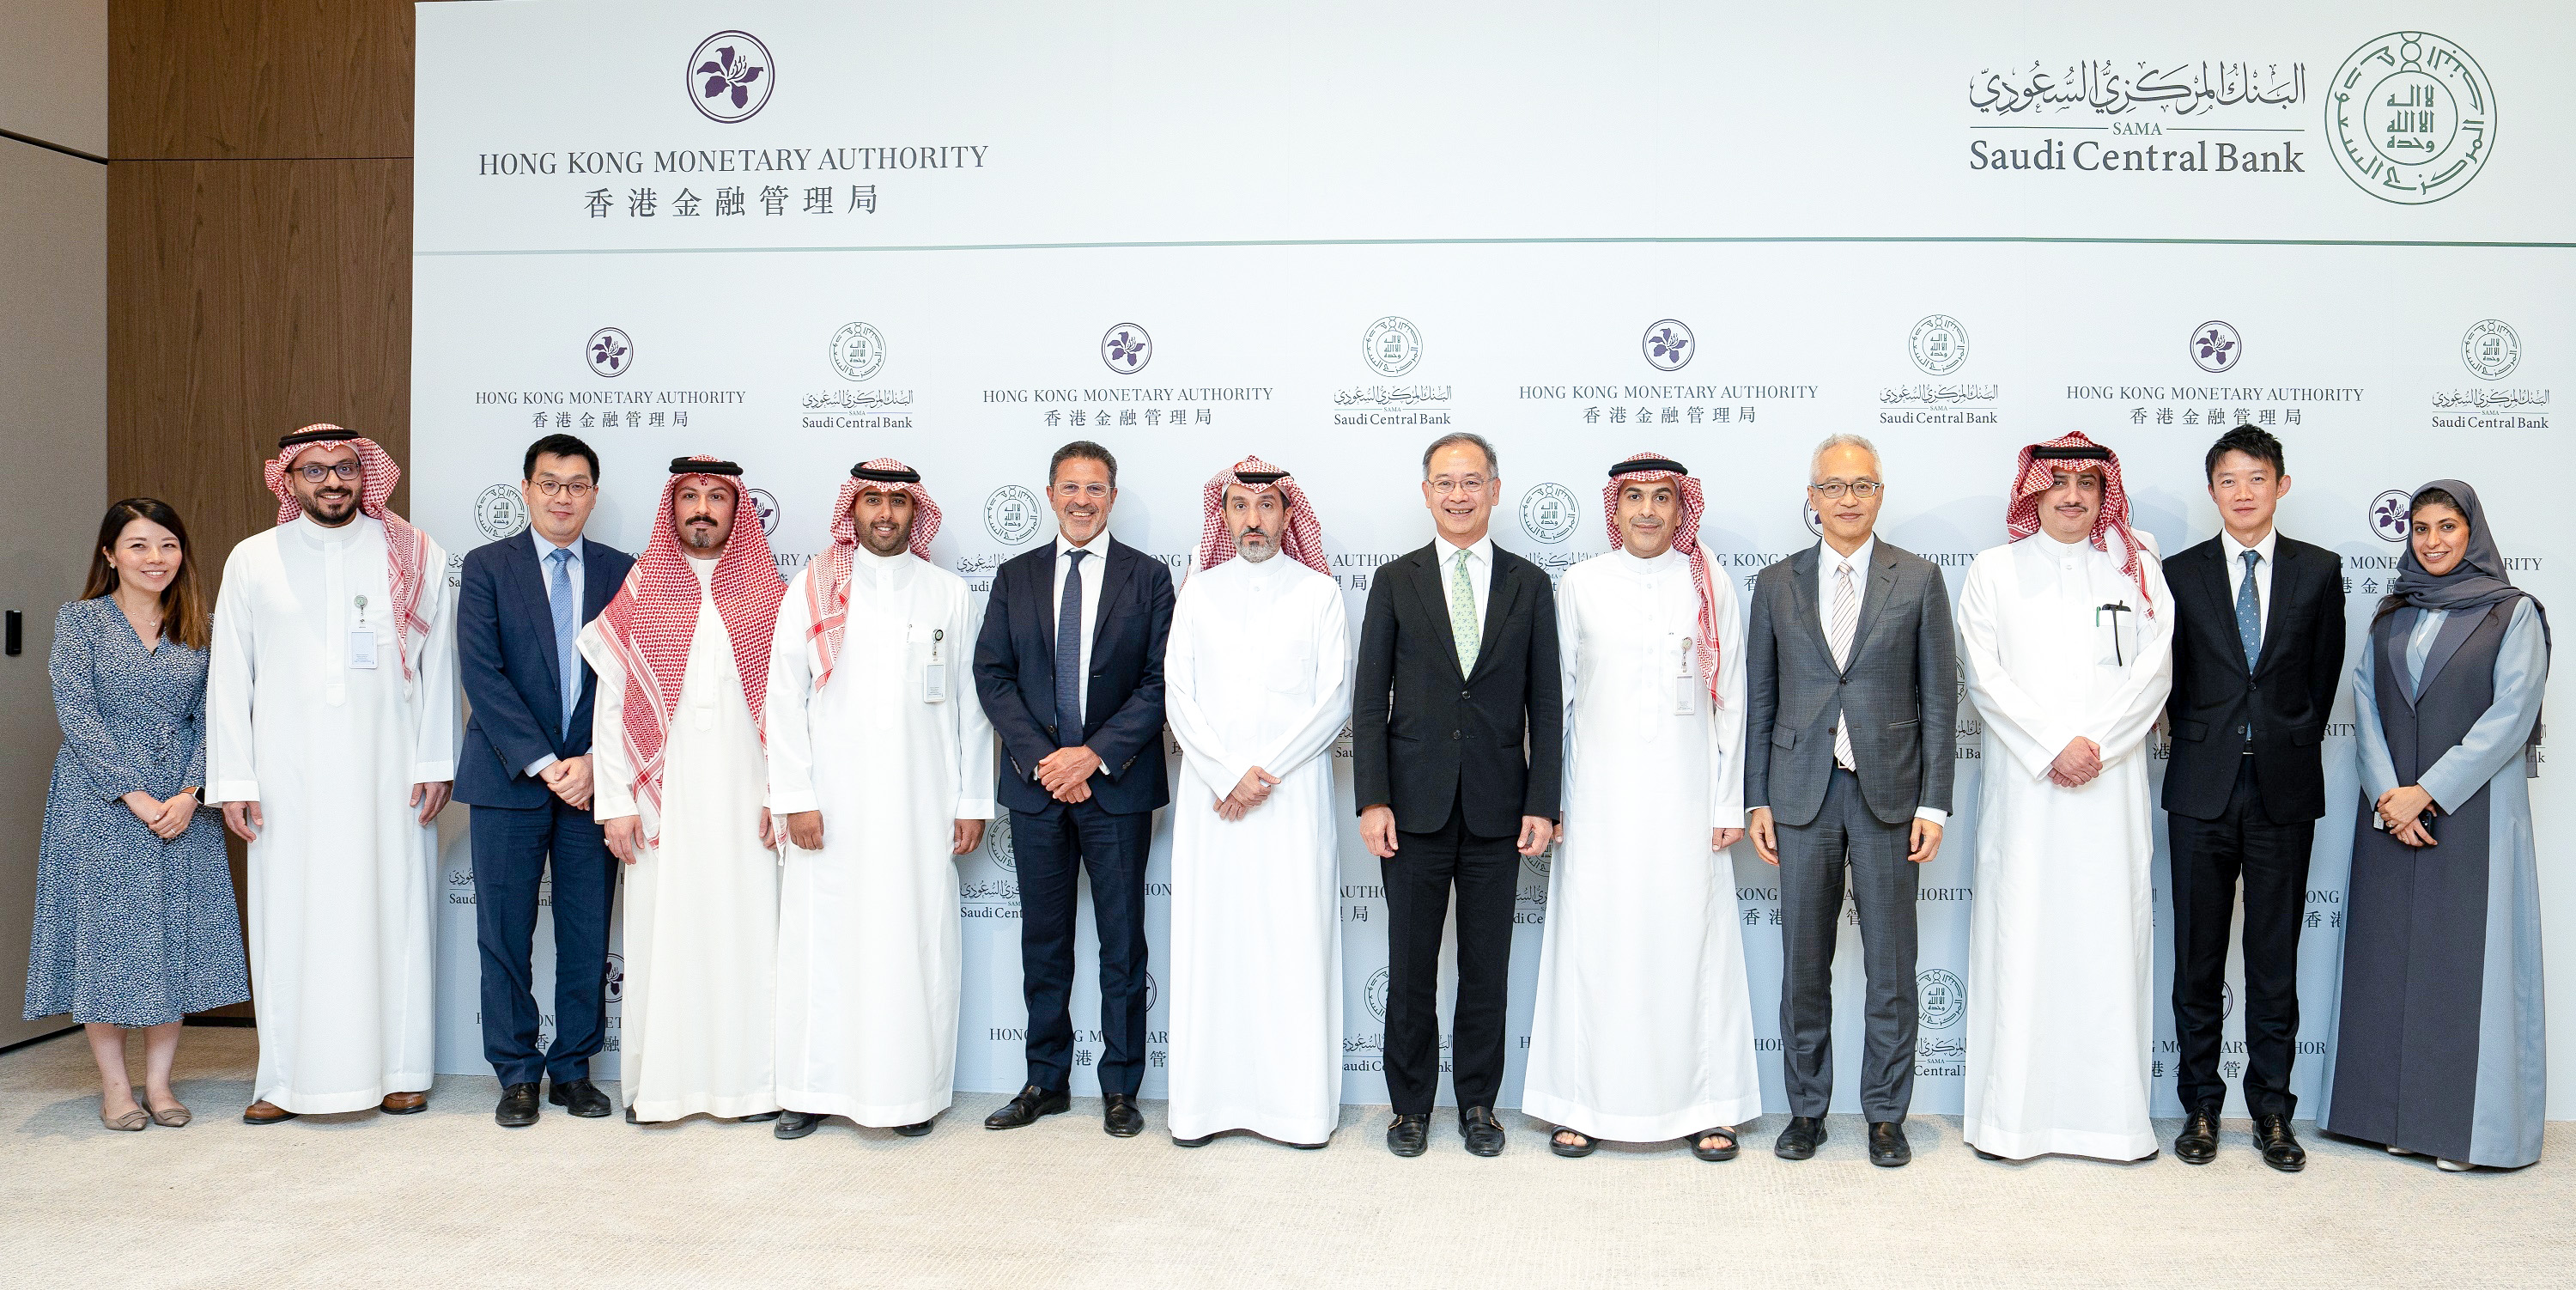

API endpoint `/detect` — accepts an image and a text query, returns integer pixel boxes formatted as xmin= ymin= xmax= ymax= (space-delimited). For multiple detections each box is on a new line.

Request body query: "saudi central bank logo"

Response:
xmin=1363 ymin=317 xmax=1422 ymax=377
xmin=829 ymin=322 xmax=886 ymax=382
xmin=1364 ymin=967 xmax=1391 ymax=1023
xmin=1908 ymin=315 xmax=1969 ymax=375
xmin=688 ymin=31 xmax=774 ymax=124
xmin=2326 ymin=33 xmax=2493 ymax=205
xmin=2461 ymin=319 xmax=2520 ymax=380
xmin=1918 ymin=969 xmax=1965 ymax=1030
xmin=982 ymin=813 xmax=1017 ymax=873
xmin=1519 ymin=484 xmax=1580 ymax=545
xmin=984 ymin=485 xmax=1042 ymax=545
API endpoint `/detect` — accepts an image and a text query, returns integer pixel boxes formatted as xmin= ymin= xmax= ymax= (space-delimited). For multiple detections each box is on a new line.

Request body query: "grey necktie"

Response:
xmin=1054 ymin=550 xmax=1089 ymax=748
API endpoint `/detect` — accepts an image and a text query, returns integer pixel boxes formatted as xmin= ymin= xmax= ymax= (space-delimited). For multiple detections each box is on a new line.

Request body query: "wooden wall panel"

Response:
xmin=106 ymin=157 xmax=410 ymax=561
xmin=109 ymin=0 xmax=414 ymax=160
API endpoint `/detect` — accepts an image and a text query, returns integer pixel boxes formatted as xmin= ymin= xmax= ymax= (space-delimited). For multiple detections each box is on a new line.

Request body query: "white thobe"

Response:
xmin=206 ymin=514 xmax=458 ymax=1113
xmin=1523 ymin=546 xmax=1760 ymax=1141
xmin=766 ymin=548 xmax=996 ymax=1126
xmin=581 ymin=557 xmax=780 ymax=1122
xmin=1958 ymin=531 xmax=2173 ymax=1161
xmin=1163 ymin=555 xmax=1352 ymax=1144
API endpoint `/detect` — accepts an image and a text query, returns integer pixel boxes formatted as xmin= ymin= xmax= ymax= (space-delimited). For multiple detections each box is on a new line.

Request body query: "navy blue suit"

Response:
xmin=455 ymin=531 xmax=633 ymax=1087
xmin=972 ymin=534 xmax=1172 ymax=1095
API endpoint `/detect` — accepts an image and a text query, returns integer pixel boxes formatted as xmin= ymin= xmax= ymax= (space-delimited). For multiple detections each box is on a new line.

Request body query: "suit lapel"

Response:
xmin=1406 ymin=545 xmax=1467 ymax=683
xmin=1091 ymin=538 xmax=1135 ymax=660
xmin=2244 ymin=544 xmax=2287 ymax=676
xmin=513 ymin=537 xmax=566 ymax=703
xmin=1035 ymin=545 xmax=1061 ymax=659
xmin=1468 ymin=551 xmax=1522 ymax=685
xmin=1842 ymin=545 xmax=1899 ymax=672
xmin=2189 ymin=543 xmax=2252 ymax=678
xmin=1787 ymin=546 xmax=1837 ymax=672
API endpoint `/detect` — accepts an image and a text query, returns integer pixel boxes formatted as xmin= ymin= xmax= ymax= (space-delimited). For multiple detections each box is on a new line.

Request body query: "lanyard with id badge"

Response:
xmin=2094 ymin=600 xmax=2139 ymax=668
xmin=1673 ymin=636 xmax=1697 ymax=715
xmin=922 ymin=627 xmax=949 ymax=703
xmin=349 ymin=593 xmax=379 ymax=669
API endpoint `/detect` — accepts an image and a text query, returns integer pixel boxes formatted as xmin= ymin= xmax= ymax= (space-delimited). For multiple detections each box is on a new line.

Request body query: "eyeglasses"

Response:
xmin=1427 ymin=478 xmax=1490 ymax=496
xmin=296 ymin=462 xmax=362 ymax=483
xmin=1052 ymin=483 xmax=1111 ymax=500
xmin=1807 ymin=480 xmax=1885 ymax=500
xmin=530 ymin=480 xmax=595 ymax=498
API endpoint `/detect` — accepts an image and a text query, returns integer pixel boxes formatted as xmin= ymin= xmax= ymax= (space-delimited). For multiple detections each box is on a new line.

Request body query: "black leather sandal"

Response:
xmin=1692 ymin=1127 xmax=1741 ymax=1161
xmin=1550 ymin=1126 xmax=1598 ymax=1158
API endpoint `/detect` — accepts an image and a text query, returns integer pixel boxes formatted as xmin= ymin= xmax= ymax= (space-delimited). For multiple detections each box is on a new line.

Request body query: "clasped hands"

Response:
xmin=538 ymin=754 xmax=592 ymax=810
xmin=1214 ymin=766 xmax=1282 ymax=821
xmin=2047 ymin=736 xmax=2103 ymax=789
xmin=2376 ymin=783 xmax=2439 ymax=849
xmin=121 ymin=789 xmax=199 ymax=841
xmin=1036 ymin=745 xmax=1103 ymax=804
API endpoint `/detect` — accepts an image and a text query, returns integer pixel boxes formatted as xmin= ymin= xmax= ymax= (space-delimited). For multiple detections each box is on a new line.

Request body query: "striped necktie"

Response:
xmin=1829 ymin=559 xmax=1857 ymax=770
xmin=1448 ymin=547 xmax=1481 ymax=672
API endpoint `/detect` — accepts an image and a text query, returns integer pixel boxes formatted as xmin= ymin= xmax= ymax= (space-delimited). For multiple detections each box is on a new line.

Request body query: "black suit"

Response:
xmin=2161 ymin=532 xmax=2344 ymax=1120
xmin=971 ymin=534 xmax=1173 ymax=1096
xmin=1352 ymin=540 xmax=1561 ymax=1115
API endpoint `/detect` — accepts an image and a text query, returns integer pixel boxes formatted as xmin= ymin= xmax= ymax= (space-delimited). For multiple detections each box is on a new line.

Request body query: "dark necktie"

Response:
xmin=2236 ymin=549 xmax=2262 ymax=746
xmin=1055 ymin=549 xmax=1090 ymax=747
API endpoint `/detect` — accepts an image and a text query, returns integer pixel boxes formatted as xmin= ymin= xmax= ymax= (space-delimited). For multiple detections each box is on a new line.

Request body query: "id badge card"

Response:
xmin=923 ymin=628 xmax=949 ymax=703
xmin=1674 ymin=636 xmax=1696 ymax=715
xmin=2094 ymin=601 xmax=2139 ymax=668
xmin=349 ymin=629 xmax=379 ymax=669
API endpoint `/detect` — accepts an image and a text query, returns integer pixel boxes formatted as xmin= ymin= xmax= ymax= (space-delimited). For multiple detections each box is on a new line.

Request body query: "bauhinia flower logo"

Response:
xmin=1643 ymin=319 xmax=1695 ymax=372
xmin=686 ymin=31 xmax=775 ymax=124
xmin=2190 ymin=320 xmax=2242 ymax=374
xmin=2371 ymin=490 xmax=2413 ymax=543
xmin=586 ymin=327 xmax=633 ymax=378
xmin=1100 ymin=323 xmax=1152 ymax=374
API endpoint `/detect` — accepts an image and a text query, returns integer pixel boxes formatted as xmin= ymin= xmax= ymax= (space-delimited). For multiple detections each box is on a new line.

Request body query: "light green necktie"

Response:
xmin=1448 ymin=547 xmax=1481 ymax=672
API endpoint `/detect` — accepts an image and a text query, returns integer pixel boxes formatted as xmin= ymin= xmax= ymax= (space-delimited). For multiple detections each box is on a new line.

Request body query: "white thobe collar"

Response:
xmin=1613 ymin=545 xmax=1682 ymax=575
xmin=851 ymin=543 xmax=914 ymax=580
xmin=686 ymin=552 xmax=717 ymax=592
xmin=291 ymin=512 xmax=374 ymax=548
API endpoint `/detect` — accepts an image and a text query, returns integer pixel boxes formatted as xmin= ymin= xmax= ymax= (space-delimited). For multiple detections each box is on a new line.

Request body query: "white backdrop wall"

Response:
xmin=410 ymin=1 xmax=2573 ymax=1120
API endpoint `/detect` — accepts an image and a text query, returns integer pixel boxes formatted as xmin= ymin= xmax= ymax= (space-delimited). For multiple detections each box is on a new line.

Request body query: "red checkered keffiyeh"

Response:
xmin=591 ymin=457 xmax=787 ymax=841
xmin=805 ymin=458 xmax=943 ymax=690
xmin=1194 ymin=455 xmax=1327 ymax=575
xmin=2006 ymin=431 xmax=2156 ymax=617
xmin=264 ymin=424 xmax=434 ymax=679
xmin=1601 ymin=452 xmax=1724 ymax=709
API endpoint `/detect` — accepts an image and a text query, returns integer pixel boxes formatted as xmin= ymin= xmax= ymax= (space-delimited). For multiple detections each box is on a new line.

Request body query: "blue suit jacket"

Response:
xmin=972 ymin=534 xmax=1173 ymax=816
xmin=453 ymin=532 xmax=635 ymax=809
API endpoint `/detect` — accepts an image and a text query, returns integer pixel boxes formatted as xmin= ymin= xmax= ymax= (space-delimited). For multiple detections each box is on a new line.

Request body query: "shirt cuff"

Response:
xmin=769 ymin=787 xmax=819 ymax=816
xmin=525 ymin=753 xmax=559 ymax=777
xmin=209 ymin=779 xmax=260 ymax=806
xmin=955 ymin=796 xmax=998 ymax=821
xmin=1914 ymin=806 xmax=1947 ymax=825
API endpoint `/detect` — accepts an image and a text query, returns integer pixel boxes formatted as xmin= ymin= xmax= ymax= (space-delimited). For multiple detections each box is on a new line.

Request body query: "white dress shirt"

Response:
xmin=1050 ymin=531 xmax=1112 ymax=769
xmin=2220 ymin=526 xmax=2278 ymax=638
xmin=1811 ymin=533 xmax=1945 ymax=826
xmin=1434 ymin=532 xmax=1495 ymax=636
xmin=524 ymin=528 xmax=586 ymax=776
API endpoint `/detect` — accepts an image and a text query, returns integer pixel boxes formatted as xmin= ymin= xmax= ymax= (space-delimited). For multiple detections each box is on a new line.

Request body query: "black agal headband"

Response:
xmin=670 ymin=458 xmax=744 ymax=476
xmin=2030 ymin=444 xmax=2111 ymax=460
xmin=1608 ymin=456 xmax=1689 ymax=478
xmin=851 ymin=462 xmax=921 ymax=483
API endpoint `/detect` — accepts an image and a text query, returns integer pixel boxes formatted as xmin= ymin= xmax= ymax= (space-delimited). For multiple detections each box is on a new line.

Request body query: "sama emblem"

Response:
xmin=1522 ymin=837 xmax=1554 ymax=880
xmin=983 ymin=812 xmax=1017 ymax=873
xmin=1917 ymin=969 xmax=1966 ymax=1031
xmin=1642 ymin=319 xmax=1694 ymax=373
xmin=748 ymin=488 xmax=781 ymax=537
xmin=2461 ymin=319 xmax=2521 ymax=380
xmin=1101 ymin=324 xmax=1151 ymax=375
xmin=1908 ymin=315 xmax=1969 ymax=375
xmin=473 ymin=484 xmax=529 ymax=540
xmin=602 ymin=952 xmax=625 ymax=1004
xmin=586 ymin=327 xmax=632 ymax=378
xmin=2326 ymin=33 xmax=2494 ymax=205
xmin=1363 ymin=316 xmax=1423 ymax=377
xmin=1519 ymin=484 xmax=1579 ymax=545
xmin=2190 ymin=321 xmax=2242 ymax=374
xmin=829 ymin=322 xmax=887 ymax=382
xmin=984 ymin=485 xmax=1043 ymax=545
xmin=1364 ymin=966 xmax=1392 ymax=1024
xmin=688 ymin=31 xmax=774 ymax=125
xmin=2371 ymin=489 xmax=2415 ymax=543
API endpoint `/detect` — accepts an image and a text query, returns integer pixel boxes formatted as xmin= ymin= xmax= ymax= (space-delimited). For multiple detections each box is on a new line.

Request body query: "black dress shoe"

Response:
xmin=892 ymin=1119 xmax=933 ymax=1137
xmin=1103 ymin=1093 xmax=1145 ymax=1137
xmin=1972 ymin=1147 xmax=2004 ymax=1160
xmin=1173 ymin=1132 xmax=1217 ymax=1147
xmin=2256 ymin=1114 xmax=2307 ymax=1173
xmin=1868 ymin=1120 xmax=1911 ymax=1167
xmin=738 ymin=1110 xmax=781 ymax=1124
xmin=774 ymin=1110 xmax=824 ymax=1139
xmin=495 ymin=1083 xmax=541 ymax=1129
xmin=1386 ymin=1113 xmax=1430 ymax=1158
xmin=1774 ymin=1116 xmax=1827 ymax=1160
xmin=1460 ymin=1105 xmax=1505 ymax=1157
xmin=984 ymin=1085 xmax=1071 ymax=1130
xmin=2175 ymin=1105 xmax=2221 ymax=1165
xmin=623 ymin=1106 xmax=639 ymax=1124
xmin=549 ymin=1078 xmax=614 ymax=1118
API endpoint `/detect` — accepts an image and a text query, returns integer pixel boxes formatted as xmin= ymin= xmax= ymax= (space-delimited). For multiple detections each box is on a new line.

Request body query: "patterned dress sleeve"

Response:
xmin=185 ymin=640 xmax=210 ymax=791
xmin=50 ymin=602 xmax=146 ymax=801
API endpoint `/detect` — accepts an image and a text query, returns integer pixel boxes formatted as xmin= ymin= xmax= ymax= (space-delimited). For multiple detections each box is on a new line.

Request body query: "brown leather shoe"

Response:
xmin=380 ymin=1091 xmax=428 ymax=1115
xmin=242 ymin=1099 xmax=298 ymax=1125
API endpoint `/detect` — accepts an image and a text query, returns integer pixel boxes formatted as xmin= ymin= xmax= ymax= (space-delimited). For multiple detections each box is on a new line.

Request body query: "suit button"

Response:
xmin=1450 ymin=731 xmax=1461 ymax=740
xmin=1461 ymin=690 xmax=1472 ymax=698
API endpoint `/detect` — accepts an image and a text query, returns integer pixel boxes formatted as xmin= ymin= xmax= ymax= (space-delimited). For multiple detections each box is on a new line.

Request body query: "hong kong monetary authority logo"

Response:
xmin=1519 ymin=484 xmax=1580 ymax=545
xmin=829 ymin=322 xmax=886 ymax=382
xmin=2326 ymin=33 xmax=2493 ymax=205
xmin=1917 ymin=969 xmax=1965 ymax=1030
xmin=473 ymin=484 xmax=529 ymax=540
xmin=984 ymin=485 xmax=1043 ymax=545
xmin=1642 ymin=319 xmax=1694 ymax=372
xmin=2371 ymin=489 xmax=2415 ymax=543
xmin=1908 ymin=315 xmax=1969 ymax=375
xmin=2190 ymin=321 xmax=2242 ymax=374
xmin=1101 ymin=324 xmax=1151 ymax=375
xmin=1364 ymin=967 xmax=1391 ymax=1023
xmin=2461 ymin=319 xmax=2521 ymax=380
xmin=586 ymin=327 xmax=632 ymax=378
xmin=748 ymin=488 xmax=781 ymax=537
xmin=688 ymin=31 xmax=774 ymax=125
xmin=1363 ymin=316 xmax=1423 ymax=377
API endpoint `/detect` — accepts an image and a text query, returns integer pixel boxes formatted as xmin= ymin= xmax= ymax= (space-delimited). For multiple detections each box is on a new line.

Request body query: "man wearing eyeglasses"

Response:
xmin=1743 ymin=432 xmax=1957 ymax=1168
xmin=972 ymin=440 xmax=1175 ymax=1138
xmin=453 ymin=434 xmax=635 ymax=1127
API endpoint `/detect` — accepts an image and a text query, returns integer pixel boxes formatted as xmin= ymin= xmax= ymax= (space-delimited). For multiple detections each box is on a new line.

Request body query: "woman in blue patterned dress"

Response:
xmin=24 ymin=498 xmax=247 ymax=1130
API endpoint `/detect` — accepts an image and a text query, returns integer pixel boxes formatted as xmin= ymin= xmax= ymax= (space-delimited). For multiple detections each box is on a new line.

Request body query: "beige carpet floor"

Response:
xmin=3 ymin=1026 xmax=2567 ymax=1288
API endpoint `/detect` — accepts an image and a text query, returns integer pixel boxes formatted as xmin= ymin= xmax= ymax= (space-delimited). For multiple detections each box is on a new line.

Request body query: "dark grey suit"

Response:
xmin=1743 ymin=539 xmax=1956 ymax=1123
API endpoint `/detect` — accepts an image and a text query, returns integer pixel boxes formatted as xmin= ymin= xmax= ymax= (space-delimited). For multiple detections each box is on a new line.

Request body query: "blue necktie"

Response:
xmin=2235 ymin=549 xmax=2261 ymax=745
xmin=549 ymin=547 xmax=579 ymax=740
xmin=1054 ymin=549 xmax=1090 ymax=748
